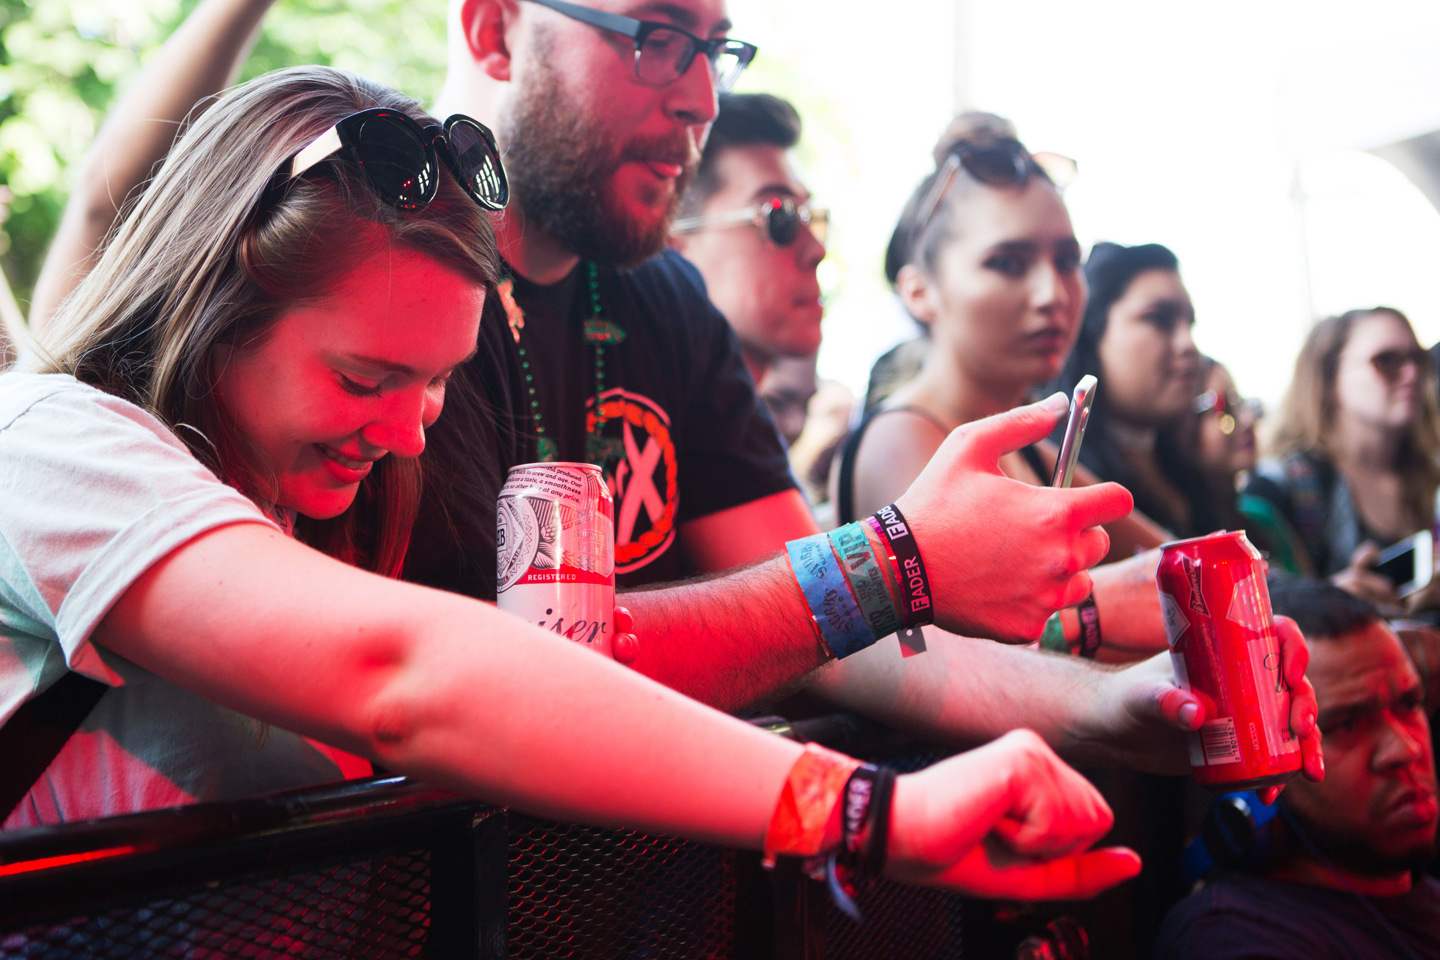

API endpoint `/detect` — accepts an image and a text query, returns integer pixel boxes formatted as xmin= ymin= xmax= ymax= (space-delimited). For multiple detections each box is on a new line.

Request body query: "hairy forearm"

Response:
xmin=30 ymin=0 xmax=273 ymax=330
xmin=620 ymin=553 xmax=833 ymax=712
xmin=806 ymin=631 xmax=1120 ymax=759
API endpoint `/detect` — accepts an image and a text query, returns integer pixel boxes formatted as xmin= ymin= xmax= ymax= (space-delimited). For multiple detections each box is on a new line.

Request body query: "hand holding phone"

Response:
xmin=1372 ymin=530 xmax=1434 ymax=598
xmin=1051 ymin=375 xmax=1098 ymax=489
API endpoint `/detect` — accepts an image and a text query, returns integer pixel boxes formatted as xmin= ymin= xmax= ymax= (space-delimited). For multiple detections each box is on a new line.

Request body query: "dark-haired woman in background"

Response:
xmin=1048 ymin=241 xmax=1204 ymax=538
xmin=1245 ymin=307 xmax=1440 ymax=610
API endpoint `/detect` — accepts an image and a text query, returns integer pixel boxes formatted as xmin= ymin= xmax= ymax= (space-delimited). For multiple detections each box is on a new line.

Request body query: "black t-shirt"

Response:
xmin=1155 ymin=872 xmax=1440 ymax=960
xmin=403 ymin=250 xmax=795 ymax=597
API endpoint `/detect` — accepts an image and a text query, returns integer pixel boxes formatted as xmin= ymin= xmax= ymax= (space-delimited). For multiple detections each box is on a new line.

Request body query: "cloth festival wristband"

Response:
xmin=1076 ymin=593 xmax=1102 ymax=659
xmin=787 ymin=535 xmax=878 ymax=659
xmin=763 ymin=743 xmax=861 ymax=867
xmin=829 ymin=523 xmax=903 ymax=640
xmin=871 ymin=503 xmax=934 ymax=627
xmin=840 ymin=763 xmax=897 ymax=872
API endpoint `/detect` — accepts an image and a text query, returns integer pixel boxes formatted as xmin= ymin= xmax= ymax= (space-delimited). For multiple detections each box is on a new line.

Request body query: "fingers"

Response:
xmin=1062 ymin=481 xmax=1135 ymax=530
xmin=1147 ymin=678 xmax=1204 ymax=731
xmin=1274 ymin=616 xmax=1324 ymax=782
xmin=1350 ymin=541 xmax=1382 ymax=567
xmin=935 ymin=843 xmax=1142 ymax=901
xmin=955 ymin=392 xmax=1069 ymax=467
xmin=1258 ymin=785 xmax=1282 ymax=806
xmin=612 ymin=606 xmax=638 ymax=664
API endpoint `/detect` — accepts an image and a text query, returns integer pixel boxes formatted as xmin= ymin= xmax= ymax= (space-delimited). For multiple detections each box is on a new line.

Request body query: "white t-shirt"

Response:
xmin=0 ymin=373 xmax=369 ymax=830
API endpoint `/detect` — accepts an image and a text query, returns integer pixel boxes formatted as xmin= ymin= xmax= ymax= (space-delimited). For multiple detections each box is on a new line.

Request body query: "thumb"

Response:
xmin=956 ymin=392 xmax=1069 ymax=467
xmin=1141 ymin=681 xmax=1204 ymax=731
xmin=1351 ymin=541 xmax=1382 ymax=567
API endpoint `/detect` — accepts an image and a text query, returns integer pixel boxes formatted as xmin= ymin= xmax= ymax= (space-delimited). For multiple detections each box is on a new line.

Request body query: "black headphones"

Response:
xmin=1180 ymin=790 xmax=1284 ymax=884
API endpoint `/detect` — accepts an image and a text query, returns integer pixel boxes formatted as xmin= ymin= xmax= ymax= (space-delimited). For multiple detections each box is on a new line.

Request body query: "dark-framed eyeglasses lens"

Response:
xmin=635 ymin=29 xmax=753 ymax=93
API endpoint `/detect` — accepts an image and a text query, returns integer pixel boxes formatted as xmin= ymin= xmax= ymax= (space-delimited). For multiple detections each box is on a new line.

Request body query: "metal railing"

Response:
xmin=0 ymin=715 xmax=1092 ymax=959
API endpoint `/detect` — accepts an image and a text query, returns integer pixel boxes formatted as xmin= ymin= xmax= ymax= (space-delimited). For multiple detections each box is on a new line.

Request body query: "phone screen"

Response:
xmin=1375 ymin=547 xmax=1416 ymax=588
xmin=1372 ymin=530 xmax=1433 ymax=596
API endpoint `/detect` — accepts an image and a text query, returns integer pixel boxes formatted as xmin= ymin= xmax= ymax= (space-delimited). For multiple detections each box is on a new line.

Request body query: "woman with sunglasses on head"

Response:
xmin=1244 ymin=307 xmax=1440 ymax=612
xmin=0 ymin=64 xmax=1144 ymax=903
xmin=832 ymin=120 xmax=1180 ymax=662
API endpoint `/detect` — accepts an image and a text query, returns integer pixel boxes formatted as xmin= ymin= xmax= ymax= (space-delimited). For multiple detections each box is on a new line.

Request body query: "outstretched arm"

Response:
xmin=97 ymin=522 xmax=1137 ymax=899
xmin=621 ymin=395 xmax=1133 ymax=709
xmin=28 ymin=0 xmax=275 ymax=331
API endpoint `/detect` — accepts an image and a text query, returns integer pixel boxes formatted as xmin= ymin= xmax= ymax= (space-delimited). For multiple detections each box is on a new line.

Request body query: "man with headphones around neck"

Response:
xmin=1157 ymin=575 xmax=1440 ymax=960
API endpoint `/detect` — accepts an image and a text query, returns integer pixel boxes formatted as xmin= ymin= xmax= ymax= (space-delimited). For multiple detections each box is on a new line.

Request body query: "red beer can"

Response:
xmin=497 ymin=462 xmax=616 ymax=656
xmin=1155 ymin=530 xmax=1301 ymax=789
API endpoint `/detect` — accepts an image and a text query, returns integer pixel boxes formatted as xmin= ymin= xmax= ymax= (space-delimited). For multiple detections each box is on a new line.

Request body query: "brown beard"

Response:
xmin=499 ymin=31 xmax=696 ymax=269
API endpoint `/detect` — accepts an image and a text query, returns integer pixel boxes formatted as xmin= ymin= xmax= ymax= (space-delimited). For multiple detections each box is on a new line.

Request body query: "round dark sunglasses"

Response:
xmin=287 ymin=108 xmax=508 ymax=211
xmin=671 ymin=196 xmax=828 ymax=248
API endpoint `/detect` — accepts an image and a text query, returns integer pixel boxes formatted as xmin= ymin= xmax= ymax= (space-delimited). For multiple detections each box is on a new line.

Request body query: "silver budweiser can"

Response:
xmin=1156 ymin=530 xmax=1301 ymax=789
xmin=497 ymin=462 xmax=616 ymax=656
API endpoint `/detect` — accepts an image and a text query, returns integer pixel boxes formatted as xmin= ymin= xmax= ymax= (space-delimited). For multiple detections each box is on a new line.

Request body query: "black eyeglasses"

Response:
xmin=672 ymin=197 xmax=828 ymax=247
xmin=915 ymin=138 xmax=1041 ymax=230
xmin=518 ymin=0 xmax=757 ymax=94
xmin=1370 ymin=348 xmax=1432 ymax=383
xmin=287 ymin=108 xmax=508 ymax=211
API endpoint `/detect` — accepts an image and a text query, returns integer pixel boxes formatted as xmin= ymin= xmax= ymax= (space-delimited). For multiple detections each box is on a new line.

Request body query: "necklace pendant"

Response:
xmin=536 ymin=436 xmax=560 ymax=463
xmin=583 ymin=317 xmax=626 ymax=345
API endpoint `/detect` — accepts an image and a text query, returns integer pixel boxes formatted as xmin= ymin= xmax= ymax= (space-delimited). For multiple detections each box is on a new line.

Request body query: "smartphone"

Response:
xmin=1373 ymin=530 xmax=1434 ymax=597
xmin=1051 ymin=375 xmax=1098 ymax=488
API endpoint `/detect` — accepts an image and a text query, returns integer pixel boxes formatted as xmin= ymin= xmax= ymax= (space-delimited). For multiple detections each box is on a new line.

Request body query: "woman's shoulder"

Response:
xmin=0 ymin=372 xmax=186 ymax=452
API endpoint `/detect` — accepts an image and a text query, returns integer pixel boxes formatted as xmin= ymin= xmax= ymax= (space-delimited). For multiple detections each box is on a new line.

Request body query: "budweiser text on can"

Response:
xmin=1156 ymin=530 xmax=1301 ymax=789
xmin=497 ymin=462 xmax=616 ymax=656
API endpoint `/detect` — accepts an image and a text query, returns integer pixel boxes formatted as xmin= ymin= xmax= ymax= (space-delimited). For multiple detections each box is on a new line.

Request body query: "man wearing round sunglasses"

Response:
xmin=669 ymin=93 xmax=828 ymax=389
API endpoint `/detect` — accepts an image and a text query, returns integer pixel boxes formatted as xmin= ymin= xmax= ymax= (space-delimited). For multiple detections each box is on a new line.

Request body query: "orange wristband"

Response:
xmin=763 ymin=743 xmax=862 ymax=867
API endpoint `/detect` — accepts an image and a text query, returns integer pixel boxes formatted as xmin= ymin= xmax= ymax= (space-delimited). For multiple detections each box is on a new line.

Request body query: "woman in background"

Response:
xmin=1246 ymin=307 xmax=1440 ymax=609
xmin=1048 ymin=241 xmax=1204 ymax=537
xmin=834 ymin=123 xmax=1167 ymax=560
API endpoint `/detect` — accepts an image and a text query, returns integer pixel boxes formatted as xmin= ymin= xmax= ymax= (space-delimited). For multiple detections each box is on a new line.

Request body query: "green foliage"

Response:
xmin=0 ymin=0 xmax=446 ymax=311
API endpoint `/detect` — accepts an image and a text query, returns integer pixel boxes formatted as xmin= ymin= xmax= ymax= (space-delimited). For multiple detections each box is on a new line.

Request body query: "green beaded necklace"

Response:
xmin=500 ymin=261 xmax=626 ymax=464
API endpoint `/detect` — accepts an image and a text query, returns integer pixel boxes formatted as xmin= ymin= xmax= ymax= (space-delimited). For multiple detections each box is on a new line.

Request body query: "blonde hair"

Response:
xmin=1269 ymin=307 xmax=1440 ymax=527
xmin=37 ymin=65 xmax=499 ymax=576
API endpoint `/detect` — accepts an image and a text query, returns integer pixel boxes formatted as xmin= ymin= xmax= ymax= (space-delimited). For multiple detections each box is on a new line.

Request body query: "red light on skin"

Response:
xmin=0 ymin=844 xmax=148 ymax=878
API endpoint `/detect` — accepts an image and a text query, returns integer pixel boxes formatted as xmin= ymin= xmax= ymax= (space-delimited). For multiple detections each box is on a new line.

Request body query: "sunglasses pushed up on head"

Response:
xmin=287 ymin=108 xmax=509 ymax=211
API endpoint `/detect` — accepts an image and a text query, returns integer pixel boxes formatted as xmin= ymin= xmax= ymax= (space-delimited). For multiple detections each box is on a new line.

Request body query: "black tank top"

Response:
xmin=834 ymin=405 xmax=1049 ymax=525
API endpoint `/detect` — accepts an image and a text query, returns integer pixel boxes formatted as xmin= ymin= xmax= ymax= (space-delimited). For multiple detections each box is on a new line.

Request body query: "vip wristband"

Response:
xmin=829 ymin=523 xmax=903 ymax=639
xmin=787 ymin=535 xmax=878 ymax=658
xmin=871 ymin=503 xmax=934 ymax=627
